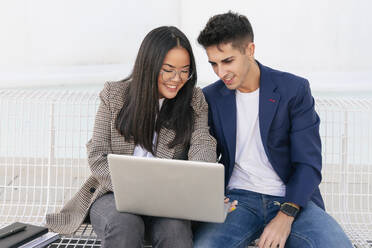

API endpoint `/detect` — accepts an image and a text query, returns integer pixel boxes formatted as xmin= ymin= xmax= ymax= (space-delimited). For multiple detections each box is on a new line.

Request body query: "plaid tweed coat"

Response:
xmin=45 ymin=80 xmax=217 ymax=234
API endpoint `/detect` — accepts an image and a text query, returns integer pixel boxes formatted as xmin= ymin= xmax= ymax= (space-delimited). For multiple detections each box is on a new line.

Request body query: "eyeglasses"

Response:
xmin=160 ymin=68 xmax=193 ymax=82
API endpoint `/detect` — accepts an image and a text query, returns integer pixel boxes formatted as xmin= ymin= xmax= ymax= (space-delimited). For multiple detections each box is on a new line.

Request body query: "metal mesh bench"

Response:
xmin=0 ymin=89 xmax=371 ymax=247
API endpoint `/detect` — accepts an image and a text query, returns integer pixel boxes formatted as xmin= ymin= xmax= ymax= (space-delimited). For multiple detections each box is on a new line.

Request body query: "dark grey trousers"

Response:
xmin=89 ymin=193 xmax=193 ymax=248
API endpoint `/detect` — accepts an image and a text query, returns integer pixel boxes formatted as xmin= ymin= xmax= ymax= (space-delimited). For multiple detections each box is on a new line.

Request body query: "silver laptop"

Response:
xmin=107 ymin=154 xmax=228 ymax=223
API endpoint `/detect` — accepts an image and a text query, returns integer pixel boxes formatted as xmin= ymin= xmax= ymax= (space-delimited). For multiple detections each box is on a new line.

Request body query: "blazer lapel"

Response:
xmin=258 ymin=63 xmax=280 ymax=150
xmin=111 ymin=110 xmax=136 ymax=155
xmin=216 ymin=85 xmax=237 ymax=174
xmin=111 ymin=85 xmax=136 ymax=155
xmin=155 ymin=127 xmax=176 ymax=159
xmin=122 ymin=140 xmax=135 ymax=155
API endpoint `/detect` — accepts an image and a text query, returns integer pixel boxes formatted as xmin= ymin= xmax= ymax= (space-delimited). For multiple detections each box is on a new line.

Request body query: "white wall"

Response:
xmin=0 ymin=0 xmax=181 ymax=87
xmin=1 ymin=0 xmax=371 ymax=92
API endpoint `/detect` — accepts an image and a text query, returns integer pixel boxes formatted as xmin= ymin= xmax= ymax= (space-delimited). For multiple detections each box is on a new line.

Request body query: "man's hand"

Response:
xmin=224 ymin=197 xmax=238 ymax=212
xmin=257 ymin=211 xmax=294 ymax=248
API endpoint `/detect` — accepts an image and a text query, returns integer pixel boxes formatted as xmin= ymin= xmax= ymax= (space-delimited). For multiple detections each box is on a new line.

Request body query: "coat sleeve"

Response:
xmin=86 ymin=82 xmax=114 ymax=192
xmin=284 ymin=80 xmax=322 ymax=207
xmin=188 ymin=87 xmax=217 ymax=163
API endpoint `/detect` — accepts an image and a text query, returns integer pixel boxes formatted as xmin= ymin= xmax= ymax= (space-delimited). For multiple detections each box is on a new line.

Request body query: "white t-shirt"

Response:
xmin=133 ymin=98 xmax=165 ymax=158
xmin=227 ymin=89 xmax=286 ymax=196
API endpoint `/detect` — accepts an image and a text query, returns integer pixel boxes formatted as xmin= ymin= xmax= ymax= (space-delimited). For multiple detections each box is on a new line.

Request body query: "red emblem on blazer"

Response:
xmin=269 ymin=99 xmax=276 ymax=103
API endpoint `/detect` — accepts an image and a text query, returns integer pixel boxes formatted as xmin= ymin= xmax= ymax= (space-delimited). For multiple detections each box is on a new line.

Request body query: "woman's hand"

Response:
xmin=224 ymin=197 xmax=238 ymax=212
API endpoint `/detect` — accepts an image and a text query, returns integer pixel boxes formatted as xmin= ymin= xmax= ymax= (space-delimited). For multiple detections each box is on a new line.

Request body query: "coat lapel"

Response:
xmin=155 ymin=127 xmax=176 ymax=159
xmin=258 ymin=63 xmax=280 ymax=151
xmin=111 ymin=85 xmax=136 ymax=155
xmin=111 ymin=110 xmax=136 ymax=155
xmin=122 ymin=140 xmax=135 ymax=155
xmin=216 ymin=85 xmax=237 ymax=174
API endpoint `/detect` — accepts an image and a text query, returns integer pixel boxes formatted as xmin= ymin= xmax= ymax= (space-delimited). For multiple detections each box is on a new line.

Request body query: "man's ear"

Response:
xmin=246 ymin=42 xmax=255 ymax=57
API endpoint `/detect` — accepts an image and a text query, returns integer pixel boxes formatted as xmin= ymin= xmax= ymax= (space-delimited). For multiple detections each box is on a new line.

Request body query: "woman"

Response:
xmin=46 ymin=26 xmax=217 ymax=248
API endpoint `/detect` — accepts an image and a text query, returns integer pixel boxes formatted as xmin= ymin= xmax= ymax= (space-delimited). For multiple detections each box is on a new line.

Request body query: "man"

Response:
xmin=194 ymin=12 xmax=352 ymax=248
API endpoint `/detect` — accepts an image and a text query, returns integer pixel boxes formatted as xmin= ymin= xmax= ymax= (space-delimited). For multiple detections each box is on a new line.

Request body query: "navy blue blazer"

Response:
xmin=203 ymin=61 xmax=324 ymax=210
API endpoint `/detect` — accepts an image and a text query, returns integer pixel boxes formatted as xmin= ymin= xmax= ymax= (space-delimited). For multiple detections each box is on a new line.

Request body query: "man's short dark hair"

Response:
xmin=197 ymin=11 xmax=254 ymax=53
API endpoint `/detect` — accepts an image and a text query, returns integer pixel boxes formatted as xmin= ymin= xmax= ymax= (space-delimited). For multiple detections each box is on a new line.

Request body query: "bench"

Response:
xmin=0 ymin=89 xmax=371 ymax=248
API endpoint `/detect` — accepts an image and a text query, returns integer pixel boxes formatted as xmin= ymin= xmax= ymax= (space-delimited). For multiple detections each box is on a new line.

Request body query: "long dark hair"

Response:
xmin=116 ymin=26 xmax=197 ymax=155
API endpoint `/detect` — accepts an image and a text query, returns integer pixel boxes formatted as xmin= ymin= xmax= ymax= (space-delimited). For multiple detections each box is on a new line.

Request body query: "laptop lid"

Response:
xmin=107 ymin=154 xmax=226 ymax=223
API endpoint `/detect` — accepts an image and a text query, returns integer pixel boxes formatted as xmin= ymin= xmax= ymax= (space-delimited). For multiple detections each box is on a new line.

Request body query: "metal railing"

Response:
xmin=0 ymin=89 xmax=371 ymax=247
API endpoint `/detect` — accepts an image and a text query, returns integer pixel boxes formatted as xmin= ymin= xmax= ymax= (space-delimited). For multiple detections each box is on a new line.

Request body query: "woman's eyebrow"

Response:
xmin=163 ymin=63 xmax=175 ymax=68
xmin=163 ymin=63 xmax=190 ymax=68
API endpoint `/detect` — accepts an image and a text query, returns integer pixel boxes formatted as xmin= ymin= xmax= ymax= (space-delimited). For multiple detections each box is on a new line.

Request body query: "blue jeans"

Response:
xmin=194 ymin=189 xmax=352 ymax=248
